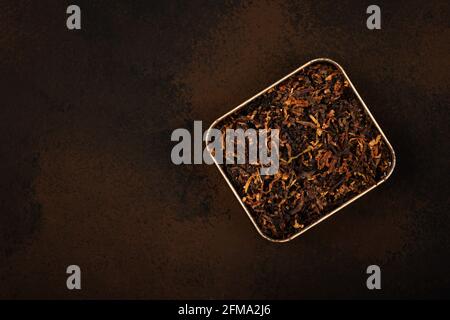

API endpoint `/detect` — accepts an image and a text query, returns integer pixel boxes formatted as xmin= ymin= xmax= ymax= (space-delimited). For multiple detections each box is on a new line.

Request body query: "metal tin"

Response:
xmin=206 ymin=58 xmax=396 ymax=243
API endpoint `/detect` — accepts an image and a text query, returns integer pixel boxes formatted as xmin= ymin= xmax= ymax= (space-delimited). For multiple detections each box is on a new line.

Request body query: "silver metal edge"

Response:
xmin=206 ymin=57 xmax=396 ymax=243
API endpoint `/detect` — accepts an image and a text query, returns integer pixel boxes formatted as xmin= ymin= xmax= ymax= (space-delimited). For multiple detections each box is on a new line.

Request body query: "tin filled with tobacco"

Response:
xmin=207 ymin=58 xmax=395 ymax=242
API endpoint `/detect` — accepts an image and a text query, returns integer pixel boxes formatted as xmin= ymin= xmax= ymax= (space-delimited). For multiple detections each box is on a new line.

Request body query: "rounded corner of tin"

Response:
xmin=381 ymin=144 xmax=397 ymax=184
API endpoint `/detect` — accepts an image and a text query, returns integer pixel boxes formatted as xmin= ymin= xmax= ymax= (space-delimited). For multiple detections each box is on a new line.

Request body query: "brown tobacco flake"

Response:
xmin=285 ymin=97 xmax=309 ymax=107
xmin=213 ymin=61 xmax=394 ymax=241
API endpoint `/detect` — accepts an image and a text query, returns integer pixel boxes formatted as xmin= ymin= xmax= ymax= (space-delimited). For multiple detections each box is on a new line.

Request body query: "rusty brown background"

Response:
xmin=0 ymin=0 xmax=449 ymax=299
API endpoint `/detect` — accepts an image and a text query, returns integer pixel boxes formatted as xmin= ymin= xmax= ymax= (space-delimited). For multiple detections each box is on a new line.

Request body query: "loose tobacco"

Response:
xmin=214 ymin=61 xmax=394 ymax=241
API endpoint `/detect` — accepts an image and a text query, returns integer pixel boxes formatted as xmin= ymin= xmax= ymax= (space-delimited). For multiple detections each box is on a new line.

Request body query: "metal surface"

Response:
xmin=3 ymin=1 xmax=446 ymax=298
xmin=207 ymin=58 xmax=396 ymax=243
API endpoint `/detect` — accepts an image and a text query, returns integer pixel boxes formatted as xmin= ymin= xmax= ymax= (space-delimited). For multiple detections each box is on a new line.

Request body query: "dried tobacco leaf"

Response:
xmin=213 ymin=61 xmax=394 ymax=241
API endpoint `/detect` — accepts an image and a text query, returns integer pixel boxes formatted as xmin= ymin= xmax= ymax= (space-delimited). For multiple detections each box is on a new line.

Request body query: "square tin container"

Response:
xmin=206 ymin=58 xmax=396 ymax=243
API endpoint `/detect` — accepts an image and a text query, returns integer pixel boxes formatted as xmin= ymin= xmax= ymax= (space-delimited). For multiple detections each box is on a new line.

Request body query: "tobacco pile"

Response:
xmin=215 ymin=61 xmax=394 ymax=241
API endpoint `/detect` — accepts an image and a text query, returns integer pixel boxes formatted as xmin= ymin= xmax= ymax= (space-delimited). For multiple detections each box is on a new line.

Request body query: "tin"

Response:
xmin=206 ymin=58 xmax=396 ymax=242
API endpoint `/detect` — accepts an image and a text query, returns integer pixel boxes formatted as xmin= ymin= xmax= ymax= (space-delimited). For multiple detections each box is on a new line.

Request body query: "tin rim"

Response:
xmin=206 ymin=58 xmax=396 ymax=243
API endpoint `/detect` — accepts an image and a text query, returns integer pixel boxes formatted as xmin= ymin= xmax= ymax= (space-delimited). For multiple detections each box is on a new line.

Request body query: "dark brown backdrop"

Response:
xmin=0 ymin=0 xmax=449 ymax=299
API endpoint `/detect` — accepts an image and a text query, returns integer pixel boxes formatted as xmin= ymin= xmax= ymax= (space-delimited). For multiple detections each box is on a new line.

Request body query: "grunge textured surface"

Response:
xmin=0 ymin=0 xmax=449 ymax=298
